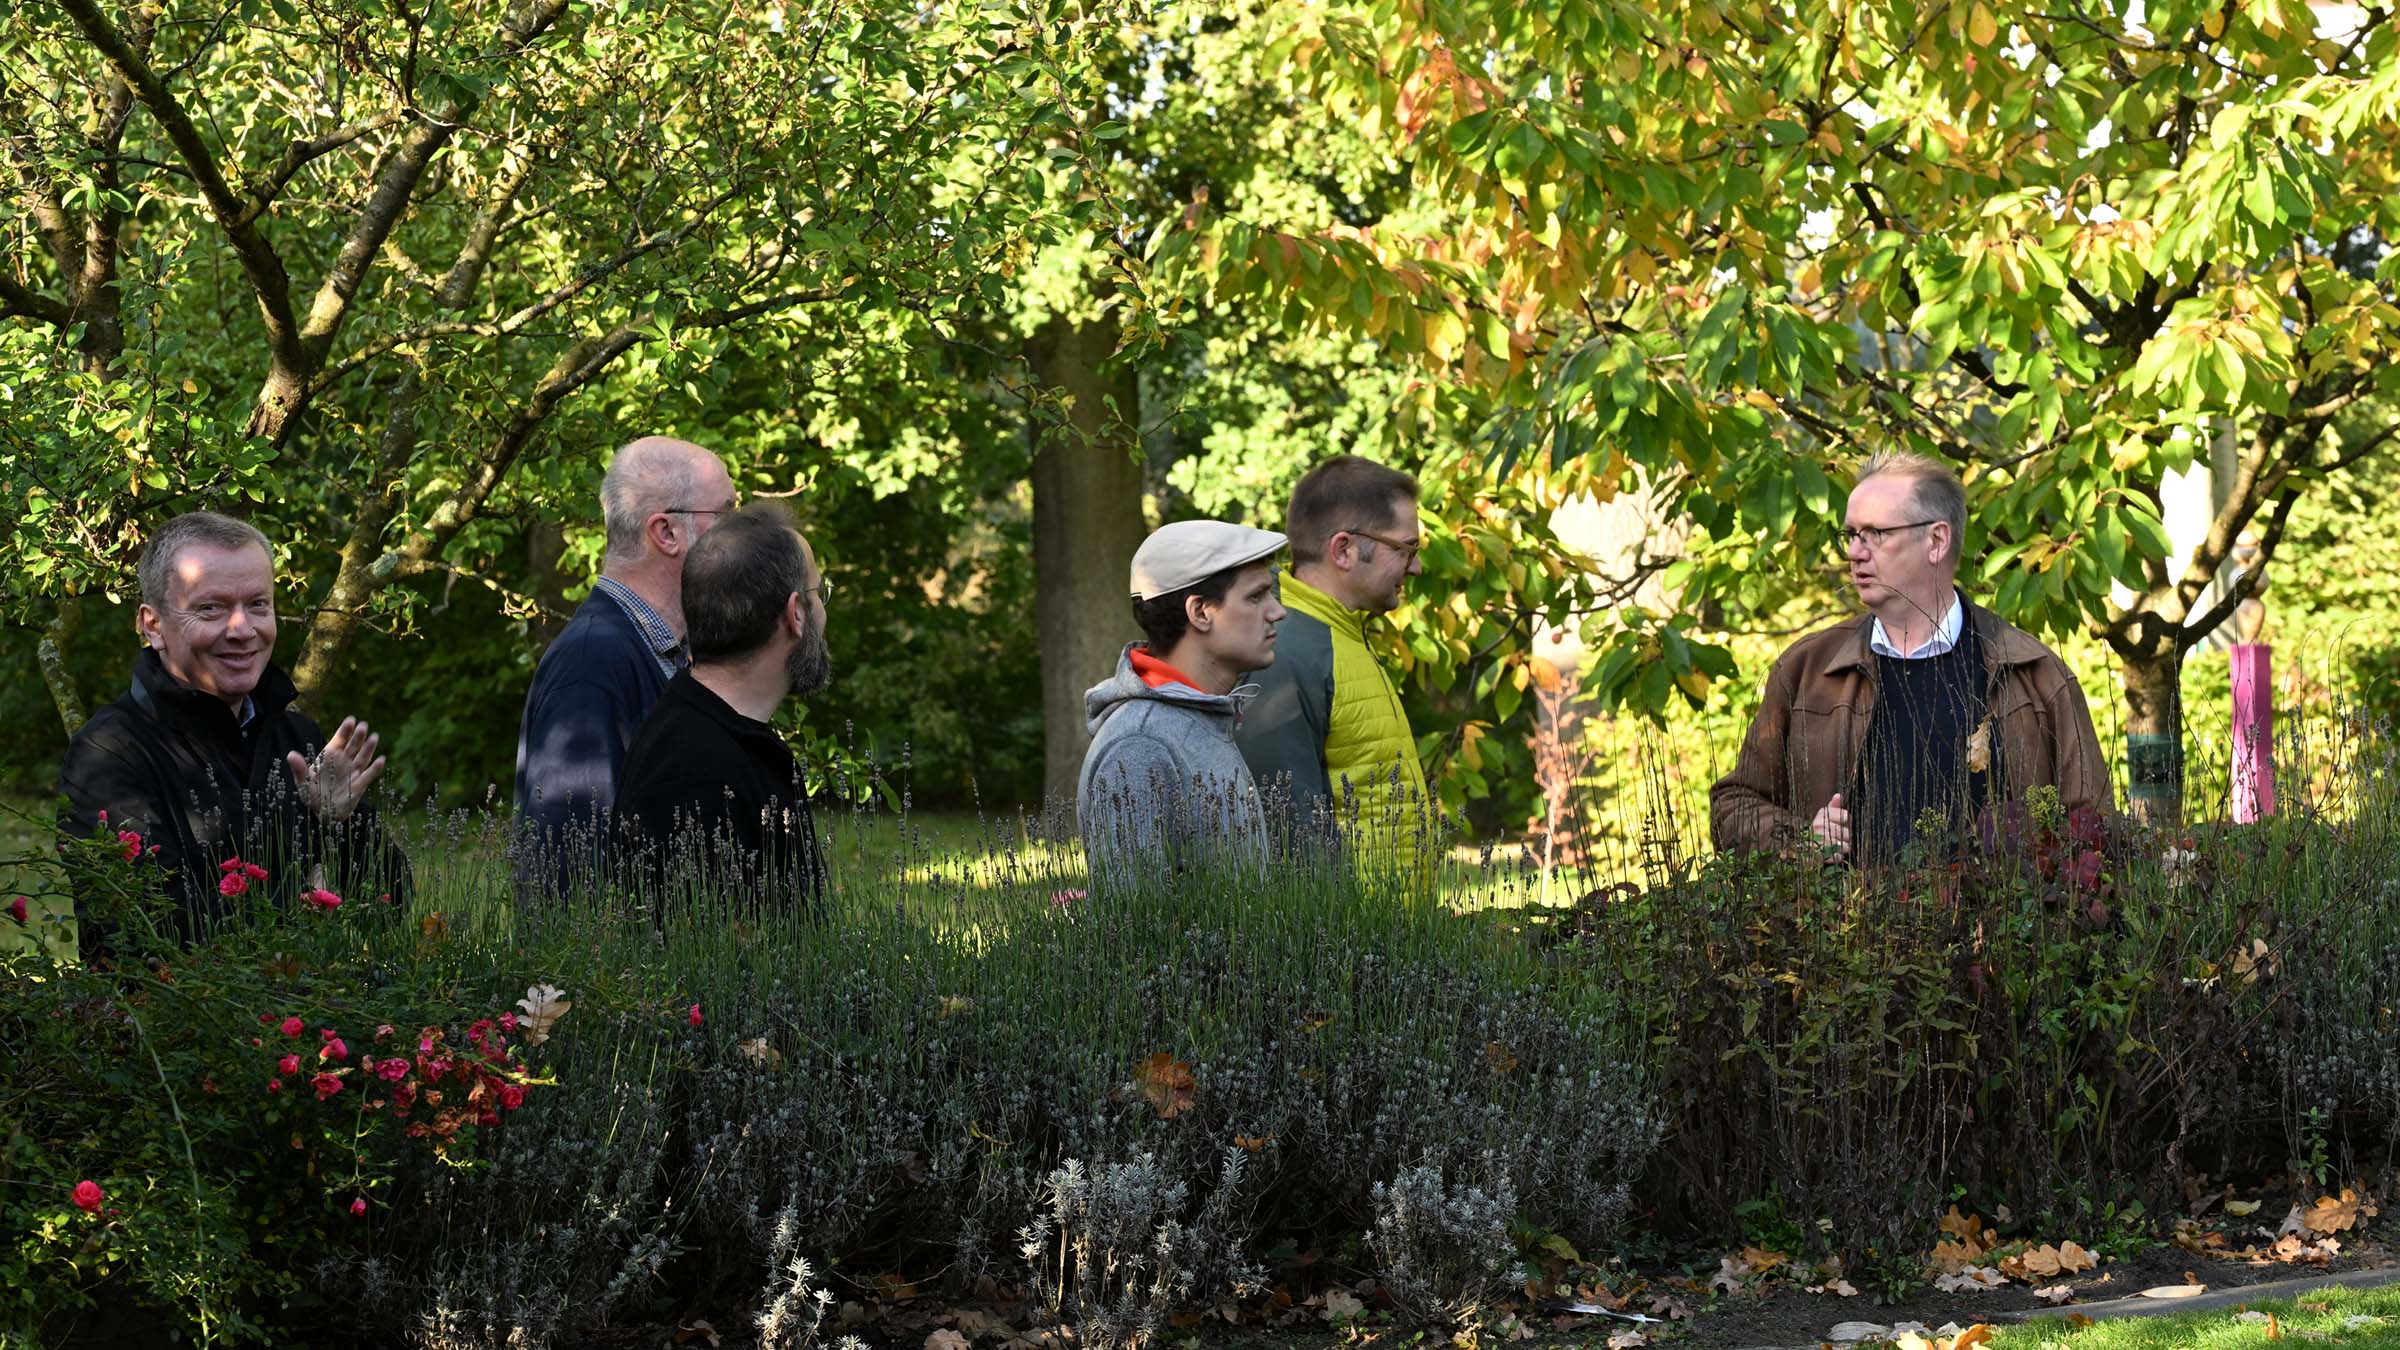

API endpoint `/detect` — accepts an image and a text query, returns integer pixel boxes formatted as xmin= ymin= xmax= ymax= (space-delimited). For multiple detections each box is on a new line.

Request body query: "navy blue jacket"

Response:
xmin=513 ymin=590 xmax=673 ymax=861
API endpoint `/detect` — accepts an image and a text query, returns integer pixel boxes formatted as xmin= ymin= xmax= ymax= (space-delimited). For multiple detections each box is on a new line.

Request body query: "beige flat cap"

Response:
xmin=1130 ymin=520 xmax=1287 ymax=600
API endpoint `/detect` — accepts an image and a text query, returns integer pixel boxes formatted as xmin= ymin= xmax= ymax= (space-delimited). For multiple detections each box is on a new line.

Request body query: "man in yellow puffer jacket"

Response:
xmin=1235 ymin=456 xmax=1438 ymax=886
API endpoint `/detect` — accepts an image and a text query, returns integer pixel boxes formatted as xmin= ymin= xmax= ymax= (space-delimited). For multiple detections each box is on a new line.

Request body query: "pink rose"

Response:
xmin=311 ymin=1072 xmax=343 ymax=1101
xmin=498 ymin=1012 xmax=519 ymax=1032
xmin=116 ymin=830 xmax=142 ymax=860
xmin=376 ymin=1058 xmax=409 ymax=1082
xmin=280 ymin=1016 xmax=304 ymax=1037
xmin=219 ymin=871 xmax=248 ymax=898
xmin=72 ymin=1180 xmax=104 ymax=1213
xmin=243 ymin=862 xmax=267 ymax=881
xmin=278 ymin=1054 xmax=300 ymax=1076
xmin=6 ymin=896 xmax=24 ymax=925
xmin=374 ymin=1024 xmax=395 ymax=1041
xmin=303 ymin=888 xmax=342 ymax=911
xmin=320 ymin=1038 xmax=348 ymax=1063
xmin=687 ymin=1003 xmax=702 ymax=1028
xmin=350 ymin=1197 xmax=367 ymax=1217
xmin=266 ymin=1079 xmax=283 ymax=1094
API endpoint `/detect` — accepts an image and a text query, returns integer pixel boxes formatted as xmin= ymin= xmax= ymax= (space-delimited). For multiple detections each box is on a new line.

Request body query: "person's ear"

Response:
xmin=786 ymin=590 xmax=806 ymax=636
xmin=1185 ymin=592 xmax=1213 ymax=634
xmin=647 ymin=511 xmax=684 ymax=559
xmin=135 ymin=604 xmax=162 ymax=649
xmin=1928 ymin=522 xmax=1953 ymax=566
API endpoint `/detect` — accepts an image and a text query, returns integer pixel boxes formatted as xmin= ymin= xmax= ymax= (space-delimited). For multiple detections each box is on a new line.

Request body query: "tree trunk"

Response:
xmin=2119 ymin=641 xmax=2185 ymax=827
xmin=1026 ymin=314 xmax=1146 ymax=817
xmin=289 ymin=367 xmax=422 ymax=710
xmin=40 ymin=599 xmax=87 ymax=738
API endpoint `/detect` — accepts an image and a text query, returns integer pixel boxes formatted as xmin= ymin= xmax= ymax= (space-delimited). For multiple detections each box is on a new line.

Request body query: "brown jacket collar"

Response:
xmin=1811 ymin=592 xmax=2054 ymax=683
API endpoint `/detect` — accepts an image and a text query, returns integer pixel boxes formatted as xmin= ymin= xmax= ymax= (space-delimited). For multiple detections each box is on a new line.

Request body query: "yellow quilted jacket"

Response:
xmin=1234 ymin=573 xmax=1436 ymax=885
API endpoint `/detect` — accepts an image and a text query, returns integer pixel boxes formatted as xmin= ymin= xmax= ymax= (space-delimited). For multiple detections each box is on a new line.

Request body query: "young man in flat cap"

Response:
xmin=1077 ymin=519 xmax=1288 ymax=886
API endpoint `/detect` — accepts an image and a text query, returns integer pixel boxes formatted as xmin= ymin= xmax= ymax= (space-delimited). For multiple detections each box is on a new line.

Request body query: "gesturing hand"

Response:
xmin=287 ymin=717 xmax=386 ymax=823
xmin=1810 ymin=791 xmax=1851 ymax=856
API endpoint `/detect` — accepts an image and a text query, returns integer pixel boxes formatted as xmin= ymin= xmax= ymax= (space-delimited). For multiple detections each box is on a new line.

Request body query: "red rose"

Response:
xmin=116 ymin=830 xmax=142 ymax=860
xmin=280 ymin=1016 xmax=305 ymax=1037
xmin=311 ymin=1072 xmax=344 ymax=1100
xmin=6 ymin=897 xmax=24 ymax=925
xmin=303 ymin=888 xmax=342 ymax=911
xmin=321 ymin=1037 xmax=349 ymax=1063
xmin=498 ymin=1083 xmax=526 ymax=1110
xmin=266 ymin=1079 xmax=283 ymax=1094
xmin=219 ymin=872 xmax=248 ymax=898
xmin=376 ymin=1058 xmax=409 ymax=1082
xmin=278 ymin=1054 xmax=300 ymax=1076
xmin=688 ymin=1003 xmax=702 ymax=1028
xmin=72 ymin=1180 xmax=104 ymax=1213
xmin=350 ymin=1197 xmax=368 ymax=1216
xmin=243 ymin=862 xmax=267 ymax=881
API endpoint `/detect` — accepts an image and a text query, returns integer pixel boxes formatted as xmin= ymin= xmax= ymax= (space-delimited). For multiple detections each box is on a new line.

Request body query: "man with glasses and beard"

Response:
xmin=1712 ymin=451 xmax=2109 ymax=863
xmin=614 ymin=502 xmax=831 ymax=914
xmin=513 ymin=435 xmax=738 ymax=879
xmin=1235 ymin=455 xmax=1437 ymax=883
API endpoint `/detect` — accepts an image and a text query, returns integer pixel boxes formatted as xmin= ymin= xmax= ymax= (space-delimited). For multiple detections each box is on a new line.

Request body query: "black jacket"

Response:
xmin=614 ymin=670 xmax=824 ymax=914
xmin=59 ymin=651 xmax=409 ymax=948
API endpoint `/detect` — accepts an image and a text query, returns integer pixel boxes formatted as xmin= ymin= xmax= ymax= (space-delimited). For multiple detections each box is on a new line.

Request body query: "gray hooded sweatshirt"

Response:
xmin=1077 ymin=643 xmax=1269 ymax=886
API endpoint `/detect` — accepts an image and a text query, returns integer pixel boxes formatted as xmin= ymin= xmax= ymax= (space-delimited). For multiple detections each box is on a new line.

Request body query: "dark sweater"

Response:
xmin=59 ymin=651 xmax=409 ymax=949
xmin=1852 ymin=618 xmax=1990 ymax=865
xmin=513 ymin=588 xmax=675 ymax=876
xmin=613 ymin=670 xmax=824 ymax=913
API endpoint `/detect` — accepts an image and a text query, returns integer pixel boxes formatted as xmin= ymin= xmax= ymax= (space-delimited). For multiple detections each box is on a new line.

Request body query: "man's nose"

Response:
xmin=225 ymin=605 xmax=254 ymax=636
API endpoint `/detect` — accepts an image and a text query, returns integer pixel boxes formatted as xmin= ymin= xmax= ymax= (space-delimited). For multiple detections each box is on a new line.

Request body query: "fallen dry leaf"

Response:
xmin=1605 ymin=1332 xmax=1646 ymax=1350
xmin=1829 ymin=1321 xmax=1890 ymax=1343
xmin=515 ymin=983 xmax=570 ymax=1046
xmin=2137 ymin=1283 xmax=2207 ymax=1299
xmin=2301 ymin=1188 xmax=2361 ymax=1235
xmin=1807 ymin=1279 xmax=1861 ymax=1297
xmin=736 ymin=1036 xmax=783 ymax=1071
xmin=675 ymin=1320 xmax=721 ymax=1348
xmin=2225 ymin=1199 xmax=2263 ymax=1216
xmin=1132 ymin=1053 xmax=1196 ymax=1120
xmin=1646 ymin=1294 xmax=1691 ymax=1321
xmin=1322 ymin=1289 xmax=1364 ymax=1322
xmin=1740 ymin=1245 xmax=1789 ymax=1273
xmin=2033 ymin=1285 xmax=2074 ymax=1306
xmin=1708 ymin=1255 xmax=1750 ymax=1295
xmin=926 ymin=1331 xmax=970 ymax=1350
xmin=939 ymin=995 xmax=975 ymax=1018
xmin=1933 ymin=1268 xmax=2006 ymax=1293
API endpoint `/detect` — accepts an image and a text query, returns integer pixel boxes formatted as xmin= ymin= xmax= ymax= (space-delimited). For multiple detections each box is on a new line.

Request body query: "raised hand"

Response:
xmin=287 ymin=717 xmax=386 ymax=823
xmin=1810 ymin=791 xmax=1851 ymax=856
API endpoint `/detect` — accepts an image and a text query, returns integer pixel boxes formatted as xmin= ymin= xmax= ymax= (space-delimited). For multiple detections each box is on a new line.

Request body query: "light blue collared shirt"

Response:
xmin=1869 ymin=588 xmax=1964 ymax=660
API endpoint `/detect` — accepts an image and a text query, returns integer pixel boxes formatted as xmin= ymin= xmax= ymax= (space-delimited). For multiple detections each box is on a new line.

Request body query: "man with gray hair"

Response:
xmin=1711 ymin=450 xmax=2109 ymax=863
xmin=60 ymin=511 xmax=405 ymax=949
xmin=513 ymin=435 xmax=737 ymax=877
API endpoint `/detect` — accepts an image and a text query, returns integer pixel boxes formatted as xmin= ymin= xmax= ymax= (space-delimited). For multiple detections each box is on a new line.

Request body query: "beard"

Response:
xmin=786 ymin=621 xmax=833 ymax=698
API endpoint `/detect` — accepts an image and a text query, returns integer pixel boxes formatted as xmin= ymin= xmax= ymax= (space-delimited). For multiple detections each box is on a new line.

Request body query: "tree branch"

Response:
xmin=54 ymin=0 xmax=303 ymax=366
xmin=240 ymin=110 xmax=411 ymax=219
xmin=0 ymin=274 xmax=71 ymax=326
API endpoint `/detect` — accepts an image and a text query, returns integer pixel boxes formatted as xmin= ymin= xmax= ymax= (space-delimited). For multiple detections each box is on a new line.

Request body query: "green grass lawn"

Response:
xmin=1991 ymin=1282 xmax=2400 ymax=1348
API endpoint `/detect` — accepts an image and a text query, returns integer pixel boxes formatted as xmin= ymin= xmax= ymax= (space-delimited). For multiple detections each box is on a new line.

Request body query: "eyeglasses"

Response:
xmin=803 ymin=578 xmax=837 ymax=603
xmin=663 ymin=505 xmax=735 ymax=518
xmin=1837 ymin=520 xmax=1941 ymax=552
xmin=1341 ymin=525 xmax=1424 ymax=561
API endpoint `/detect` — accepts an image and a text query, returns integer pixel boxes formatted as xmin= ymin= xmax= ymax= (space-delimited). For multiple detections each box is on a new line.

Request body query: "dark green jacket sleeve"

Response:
xmin=1234 ymin=614 xmax=1336 ymax=859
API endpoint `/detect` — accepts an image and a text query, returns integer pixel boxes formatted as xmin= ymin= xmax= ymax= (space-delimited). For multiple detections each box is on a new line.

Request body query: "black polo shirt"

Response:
xmin=613 ymin=670 xmax=824 ymax=913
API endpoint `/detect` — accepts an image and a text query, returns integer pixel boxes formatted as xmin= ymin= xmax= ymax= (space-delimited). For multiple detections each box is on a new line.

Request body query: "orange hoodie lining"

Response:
xmin=1128 ymin=645 xmax=1201 ymax=691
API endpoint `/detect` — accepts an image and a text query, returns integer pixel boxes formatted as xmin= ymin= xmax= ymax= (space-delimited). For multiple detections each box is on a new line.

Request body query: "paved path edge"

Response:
xmin=2002 ymin=1263 xmax=2400 ymax=1324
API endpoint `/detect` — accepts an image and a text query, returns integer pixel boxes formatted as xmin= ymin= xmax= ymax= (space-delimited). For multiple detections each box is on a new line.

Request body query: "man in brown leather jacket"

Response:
xmin=1711 ymin=452 xmax=2110 ymax=861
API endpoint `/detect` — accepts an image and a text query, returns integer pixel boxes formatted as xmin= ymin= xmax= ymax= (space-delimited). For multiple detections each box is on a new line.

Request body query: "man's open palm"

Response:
xmin=287 ymin=717 xmax=385 ymax=822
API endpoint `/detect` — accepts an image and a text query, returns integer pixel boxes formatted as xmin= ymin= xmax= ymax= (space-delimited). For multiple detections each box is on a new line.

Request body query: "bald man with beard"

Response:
xmin=514 ymin=436 xmax=738 ymax=883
